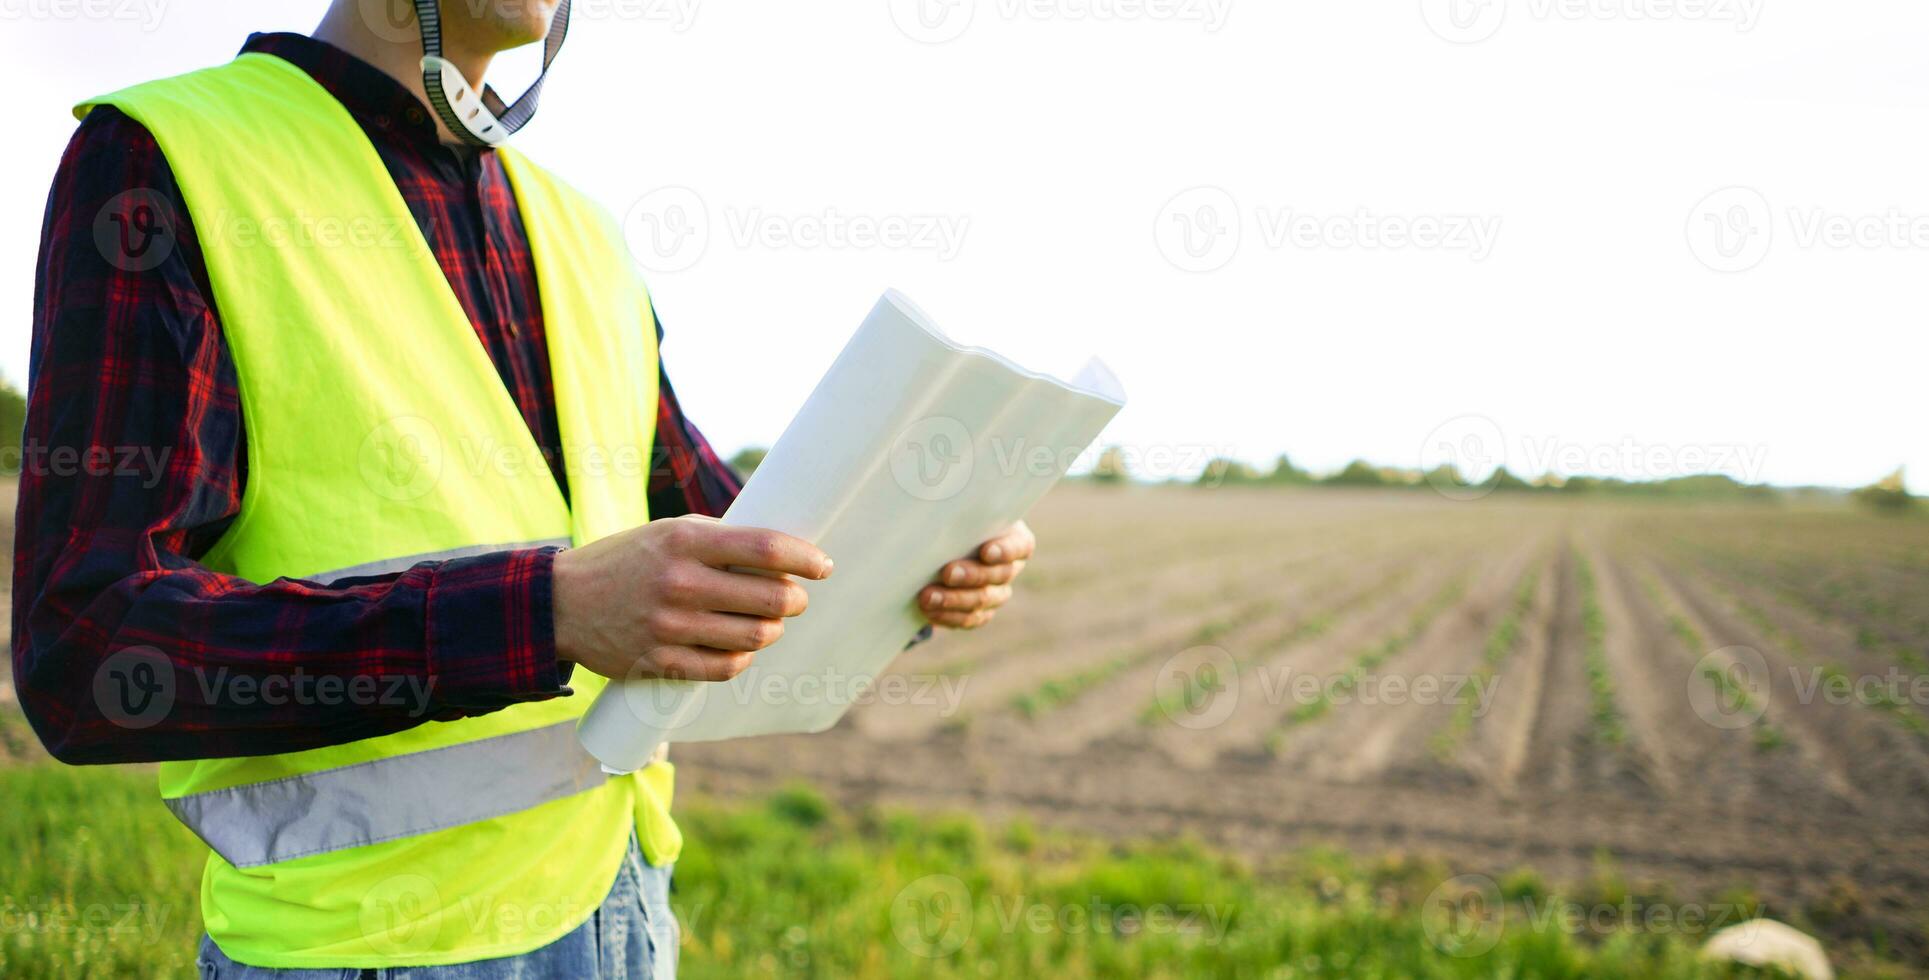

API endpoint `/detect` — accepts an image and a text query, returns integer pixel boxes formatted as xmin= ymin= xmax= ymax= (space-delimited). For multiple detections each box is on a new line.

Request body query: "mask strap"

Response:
xmin=412 ymin=0 xmax=573 ymax=146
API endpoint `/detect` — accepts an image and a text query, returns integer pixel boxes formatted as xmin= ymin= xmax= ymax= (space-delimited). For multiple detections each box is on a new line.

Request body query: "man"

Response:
xmin=12 ymin=1 xmax=1036 ymax=976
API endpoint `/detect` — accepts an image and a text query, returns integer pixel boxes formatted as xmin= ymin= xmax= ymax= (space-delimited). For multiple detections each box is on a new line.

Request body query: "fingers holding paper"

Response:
xmin=975 ymin=521 xmax=1037 ymax=566
xmin=552 ymin=515 xmax=831 ymax=684
xmin=920 ymin=520 xmax=1036 ymax=630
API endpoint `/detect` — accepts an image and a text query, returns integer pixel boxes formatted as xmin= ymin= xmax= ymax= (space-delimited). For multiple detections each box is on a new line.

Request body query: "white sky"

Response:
xmin=1 ymin=0 xmax=1923 ymax=491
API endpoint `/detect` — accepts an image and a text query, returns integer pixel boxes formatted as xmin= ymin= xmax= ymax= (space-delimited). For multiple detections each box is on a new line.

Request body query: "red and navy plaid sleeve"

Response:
xmin=10 ymin=105 xmax=570 ymax=765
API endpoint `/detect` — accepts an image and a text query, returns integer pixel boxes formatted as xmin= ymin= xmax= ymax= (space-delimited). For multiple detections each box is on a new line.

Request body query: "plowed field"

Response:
xmin=678 ymin=485 xmax=1929 ymax=960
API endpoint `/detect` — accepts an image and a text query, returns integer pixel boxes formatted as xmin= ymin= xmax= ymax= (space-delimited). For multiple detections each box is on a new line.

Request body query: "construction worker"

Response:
xmin=12 ymin=1 xmax=1036 ymax=976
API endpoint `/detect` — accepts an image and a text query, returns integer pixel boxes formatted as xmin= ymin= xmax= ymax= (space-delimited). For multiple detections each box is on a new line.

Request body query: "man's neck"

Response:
xmin=312 ymin=4 xmax=494 ymax=146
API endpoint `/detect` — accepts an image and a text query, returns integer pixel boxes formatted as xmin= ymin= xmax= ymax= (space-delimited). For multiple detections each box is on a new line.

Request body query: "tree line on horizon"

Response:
xmin=0 ymin=385 xmax=1911 ymax=515
xmin=1077 ymin=448 xmax=1917 ymax=512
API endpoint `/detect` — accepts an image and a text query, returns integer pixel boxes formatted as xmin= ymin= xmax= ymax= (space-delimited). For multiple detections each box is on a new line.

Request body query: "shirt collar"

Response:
xmin=240 ymin=32 xmax=444 ymax=146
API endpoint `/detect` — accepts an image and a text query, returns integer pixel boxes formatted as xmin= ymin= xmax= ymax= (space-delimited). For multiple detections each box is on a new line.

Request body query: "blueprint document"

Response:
xmin=578 ymin=290 xmax=1127 ymax=773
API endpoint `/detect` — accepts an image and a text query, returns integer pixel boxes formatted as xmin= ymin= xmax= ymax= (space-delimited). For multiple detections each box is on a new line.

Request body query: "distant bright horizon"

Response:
xmin=2 ymin=1 xmax=1923 ymax=493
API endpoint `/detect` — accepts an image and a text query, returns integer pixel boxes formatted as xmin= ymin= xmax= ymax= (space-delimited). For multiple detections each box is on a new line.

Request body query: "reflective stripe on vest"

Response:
xmin=167 ymin=721 xmax=604 ymax=868
xmin=78 ymin=54 xmax=677 ymax=969
xmin=308 ymin=538 xmax=574 ymax=586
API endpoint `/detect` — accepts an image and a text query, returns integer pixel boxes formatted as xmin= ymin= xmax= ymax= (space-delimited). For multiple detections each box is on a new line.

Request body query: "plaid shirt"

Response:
xmin=12 ymin=33 xmax=743 ymax=764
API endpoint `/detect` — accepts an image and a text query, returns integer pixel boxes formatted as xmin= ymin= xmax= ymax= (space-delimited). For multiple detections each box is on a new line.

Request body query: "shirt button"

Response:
xmin=407 ymin=107 xmax=425 ymax=125
xmin=374 ymin=114 xmax=392 ymax=129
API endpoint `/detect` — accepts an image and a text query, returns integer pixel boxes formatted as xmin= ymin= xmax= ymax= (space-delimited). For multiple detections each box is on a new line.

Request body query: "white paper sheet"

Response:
xmin=577 ymin=290 xmax=1126 ymax=773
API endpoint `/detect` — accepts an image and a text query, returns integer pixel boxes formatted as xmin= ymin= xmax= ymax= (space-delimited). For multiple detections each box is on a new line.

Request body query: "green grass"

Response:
xmin=0 ymin=763 xmax=209 ymax=978
xmin=0 ymin=763 xmax=1787 ymax=979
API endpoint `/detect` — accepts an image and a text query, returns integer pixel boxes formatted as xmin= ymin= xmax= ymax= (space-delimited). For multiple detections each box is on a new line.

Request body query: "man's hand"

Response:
xmin=917 ymin=521 xmax=1036 ymax=630
xmin=553 ymin=516 xmax=832 ymax=682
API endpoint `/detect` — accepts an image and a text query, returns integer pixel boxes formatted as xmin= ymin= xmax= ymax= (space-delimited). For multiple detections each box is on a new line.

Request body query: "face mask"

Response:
xmin=411 ymin=0 xmax=573 ymax=146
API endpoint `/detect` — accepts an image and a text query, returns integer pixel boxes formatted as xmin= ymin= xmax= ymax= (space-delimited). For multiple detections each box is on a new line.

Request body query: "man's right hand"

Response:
xmin=552 ymin=516 xmax=832 ymax=683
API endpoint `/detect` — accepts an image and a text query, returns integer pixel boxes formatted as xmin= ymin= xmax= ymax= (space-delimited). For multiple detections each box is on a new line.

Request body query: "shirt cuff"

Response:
xmin=424 ymin=546 xmax=571 ymax=713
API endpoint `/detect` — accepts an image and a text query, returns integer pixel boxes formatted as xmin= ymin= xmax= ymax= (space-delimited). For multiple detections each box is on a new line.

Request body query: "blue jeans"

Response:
xmin=197 ymin=838 xmax=677 ymax=979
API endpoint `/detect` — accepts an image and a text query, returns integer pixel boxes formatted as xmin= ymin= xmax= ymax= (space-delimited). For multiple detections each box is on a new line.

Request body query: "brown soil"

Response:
xmin=676 ymin=487 xmax=1929 ymax=964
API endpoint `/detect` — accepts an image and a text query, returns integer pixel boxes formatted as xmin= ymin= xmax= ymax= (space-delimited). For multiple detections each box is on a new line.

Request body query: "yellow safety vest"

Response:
xmin=78 ymin=52 xmax=680 ymax=968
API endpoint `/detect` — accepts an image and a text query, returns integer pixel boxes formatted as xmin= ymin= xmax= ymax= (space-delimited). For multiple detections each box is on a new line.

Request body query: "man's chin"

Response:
xmin=471 ymin=1 xmax=560 ymax=51
xmin=503 ymin=20 xmax=555 ymax=48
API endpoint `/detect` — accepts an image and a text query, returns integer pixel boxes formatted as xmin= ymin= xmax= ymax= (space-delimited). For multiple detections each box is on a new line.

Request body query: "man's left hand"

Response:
xmin=917 ymin=521 xmax=1036 ymax=630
